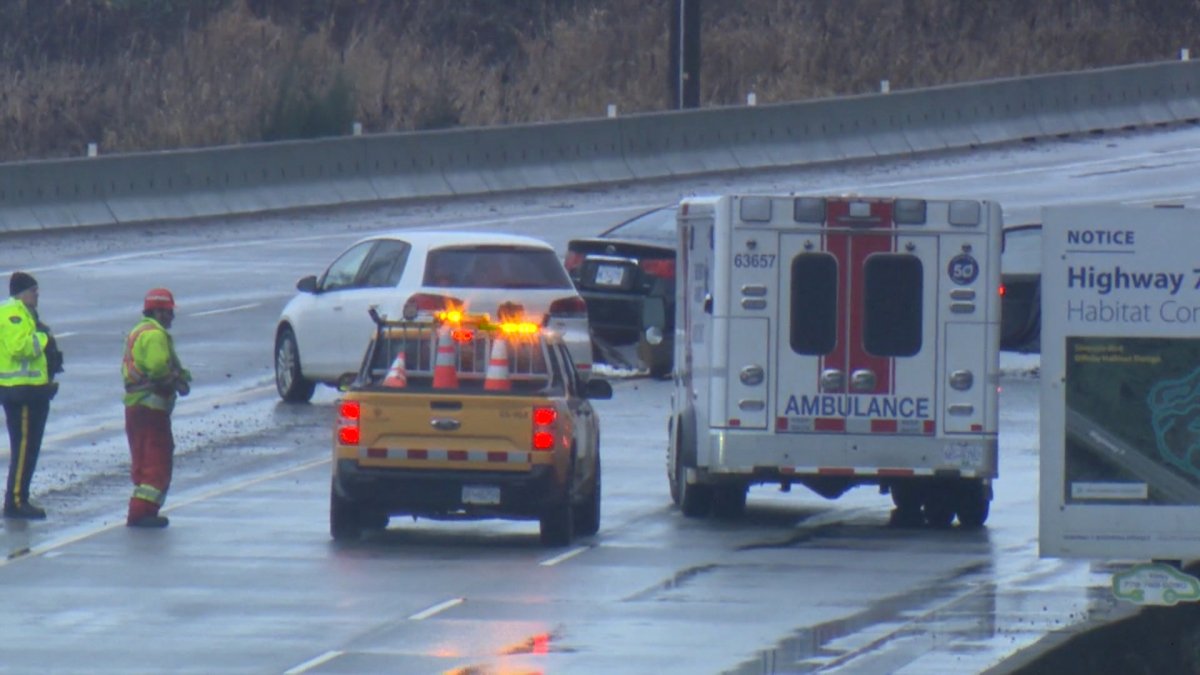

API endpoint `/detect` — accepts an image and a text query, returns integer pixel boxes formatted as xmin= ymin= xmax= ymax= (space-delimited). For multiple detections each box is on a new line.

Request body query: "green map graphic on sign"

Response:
xmin=1148 ymin=365 xmax=1200 ymax=481
xmin=1065 ymin=337 xmax=1200 ymax=505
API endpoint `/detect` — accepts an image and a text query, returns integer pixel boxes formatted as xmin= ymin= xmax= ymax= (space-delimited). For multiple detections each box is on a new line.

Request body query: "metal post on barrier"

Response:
xmin=607 ymin=104 xmax=618 ymax=118
xmin=747 ymin=92 xmax=757 ymax=106
xmin=87 ymin=142 xmax=98 ymax=157
xmin=1182 ymin=48 xmax=1191 ymax=61
xmin=881 ymin=79 xmax=891 ymax=93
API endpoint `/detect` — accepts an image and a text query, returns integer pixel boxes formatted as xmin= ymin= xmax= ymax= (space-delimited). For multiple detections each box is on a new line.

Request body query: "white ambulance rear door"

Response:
xmin=775 ymin=197 xmax=940 ymax=438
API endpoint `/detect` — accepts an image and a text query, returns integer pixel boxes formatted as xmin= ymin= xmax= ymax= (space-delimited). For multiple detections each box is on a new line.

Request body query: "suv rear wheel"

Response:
xmin=275 ymin=326 xmax=316 ymax=403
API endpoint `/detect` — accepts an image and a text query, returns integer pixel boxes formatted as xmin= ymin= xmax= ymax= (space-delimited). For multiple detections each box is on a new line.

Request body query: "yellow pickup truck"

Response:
xmin=330 ymin=306 xmax=612 ymax=545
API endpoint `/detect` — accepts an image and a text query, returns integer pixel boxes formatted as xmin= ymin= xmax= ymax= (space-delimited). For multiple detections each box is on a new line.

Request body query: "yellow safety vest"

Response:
xmin=122 ymin=317 xmax=190 ymax=411
xmin=0 ymin=297 xmax=48 ymax=388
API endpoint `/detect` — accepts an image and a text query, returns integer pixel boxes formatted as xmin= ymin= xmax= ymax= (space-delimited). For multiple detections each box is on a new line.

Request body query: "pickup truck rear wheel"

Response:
xmin=540 ymin=500 xmax=575 ymax=546
xmin=330 ymin=481 xmax=363 ymax=542
xmin=574 ymin=455 xmax=601 ymax=536
xmin=541 ymin=458 xmax=577 ymax=546
xmin=276 ymin=327 xmax=316 ymax=403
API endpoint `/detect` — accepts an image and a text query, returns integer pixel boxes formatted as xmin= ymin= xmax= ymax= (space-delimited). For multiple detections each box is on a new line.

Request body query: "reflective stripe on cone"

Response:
xmin=484 ymin=338 xmax=511 ymax=391
xmin=383 ymin=352 xmax=407 ymax=388
xmin=432 ymin=327 xmax=459 ymax=389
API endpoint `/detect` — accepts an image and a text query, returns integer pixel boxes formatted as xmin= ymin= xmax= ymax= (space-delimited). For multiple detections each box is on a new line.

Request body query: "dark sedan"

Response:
xmin=565 ymin=206 xmax=677 ymax=377
xmin=1000 ymin=222 xmax=1042 ymax=353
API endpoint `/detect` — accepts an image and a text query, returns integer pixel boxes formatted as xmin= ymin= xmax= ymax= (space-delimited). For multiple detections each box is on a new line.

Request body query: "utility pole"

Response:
xmin=668 ymin=0 xmax=701 ymax=109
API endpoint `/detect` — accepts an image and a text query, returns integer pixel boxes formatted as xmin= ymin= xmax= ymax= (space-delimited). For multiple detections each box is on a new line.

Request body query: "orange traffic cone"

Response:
xmin=484 ymin=338 xmax=511 ymax=391
xmin=432 ymin=326 xmax=459 ymax=389
xmin=382 ymin=352 xmax=407 ymax=388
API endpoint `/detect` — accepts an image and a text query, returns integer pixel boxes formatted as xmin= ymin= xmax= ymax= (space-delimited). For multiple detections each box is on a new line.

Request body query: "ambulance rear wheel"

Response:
xmin=955 ymin=480 xmax=990 ymax=529
xmin=889 ymin=483 xmax=925 ymax=528
xmin=675 ymin=451 xmax=712 ymax=518
xmin=922 ymin=489 xmax=956 ymax=529
xmin=330 ymin=482 xmax=363 ymax=542
xmin=668 ymin=420 xmax=681 ymax=505
xmin=712 ymin=483 xmax=748 ymax=519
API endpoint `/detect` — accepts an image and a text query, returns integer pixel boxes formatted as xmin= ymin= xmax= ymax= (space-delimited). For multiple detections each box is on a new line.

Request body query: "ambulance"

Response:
xmin=669 ymin=194 xmax=1001 ymax=527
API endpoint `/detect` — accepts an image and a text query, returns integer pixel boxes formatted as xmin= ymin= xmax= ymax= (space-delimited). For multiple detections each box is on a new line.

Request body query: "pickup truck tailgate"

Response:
xmin=348 ymin=391 xmax=553 ymax=472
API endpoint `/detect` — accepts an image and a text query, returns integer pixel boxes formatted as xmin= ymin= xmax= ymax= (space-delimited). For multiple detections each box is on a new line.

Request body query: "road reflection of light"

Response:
xmin=432 ymin=645 xmax=462 ymax=659
xmin=499 ymin=631 xmax=552 ymax=656
xmin=444 ymin=665 xmax=544 ymax=675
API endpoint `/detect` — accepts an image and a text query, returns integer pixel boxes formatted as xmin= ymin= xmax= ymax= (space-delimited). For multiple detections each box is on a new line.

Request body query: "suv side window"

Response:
xmin=320 ymin=241 xmax=375 ymax=292
xmin=360 ymin=240 xmax=411 ymax=288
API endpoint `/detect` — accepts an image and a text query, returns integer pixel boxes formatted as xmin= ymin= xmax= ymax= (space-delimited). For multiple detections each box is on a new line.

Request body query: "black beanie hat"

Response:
xmin=9 ymin=271 xmax=37 ymax=296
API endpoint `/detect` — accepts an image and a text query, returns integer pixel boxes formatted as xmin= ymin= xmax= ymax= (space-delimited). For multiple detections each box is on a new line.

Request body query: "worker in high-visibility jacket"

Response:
xmin=1 ymin=272 xmax=60 ymax=520
xmin=122 ymin=288 xmax=191 ymax=528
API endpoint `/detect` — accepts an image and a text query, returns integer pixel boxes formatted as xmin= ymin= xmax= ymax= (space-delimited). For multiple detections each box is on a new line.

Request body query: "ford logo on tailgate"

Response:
xmin=430 ymin=418 xmax=461 ymax=431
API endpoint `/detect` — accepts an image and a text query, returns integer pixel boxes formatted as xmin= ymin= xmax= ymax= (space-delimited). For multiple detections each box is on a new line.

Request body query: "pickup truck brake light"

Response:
xmin=532 ymin=405 xmax=557 ymax=450
xmin=337 ymin=400 xmax=361 ymax=446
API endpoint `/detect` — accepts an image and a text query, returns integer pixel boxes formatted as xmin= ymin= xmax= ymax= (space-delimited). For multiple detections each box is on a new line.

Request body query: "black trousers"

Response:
xmin=4 ymin=397 xmax=50 ymax=508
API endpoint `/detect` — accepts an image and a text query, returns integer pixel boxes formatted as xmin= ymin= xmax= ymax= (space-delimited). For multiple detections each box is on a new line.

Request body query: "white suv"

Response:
xmin=274 ymin=231 xmax=591 ymax=402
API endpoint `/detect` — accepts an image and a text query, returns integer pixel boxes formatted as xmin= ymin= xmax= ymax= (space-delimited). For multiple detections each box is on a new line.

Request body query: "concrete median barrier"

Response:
xmin=3 ymin=60 xmax=1200 ymax=236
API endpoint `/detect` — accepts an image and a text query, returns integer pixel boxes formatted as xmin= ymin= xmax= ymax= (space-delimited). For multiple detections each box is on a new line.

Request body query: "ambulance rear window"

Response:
xmin=863 ymin=254 xmax=922 ymax=356
xmin=789 ymin=253 xmax=837 ymax=355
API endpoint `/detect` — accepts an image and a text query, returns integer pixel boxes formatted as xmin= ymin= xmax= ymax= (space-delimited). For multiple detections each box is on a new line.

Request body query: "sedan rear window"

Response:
xmin=424 ymin=247 xmax=573 ymax=289
xmin=603 ymin=207 xmax=678 ymax=244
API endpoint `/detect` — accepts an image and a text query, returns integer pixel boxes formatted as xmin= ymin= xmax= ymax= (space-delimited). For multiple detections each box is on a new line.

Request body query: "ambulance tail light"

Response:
xmin=640 ymin=258 xmax=675 ymax=280
xmin=532 ymin=405 xmax=558 ymax=451
xmin=548 ymin=296 xmax=588 ymax=320
xmin=949 ymin=370 xmax=975 ymax=391
xmin=337 ymin=400 xmax=361 ymax=446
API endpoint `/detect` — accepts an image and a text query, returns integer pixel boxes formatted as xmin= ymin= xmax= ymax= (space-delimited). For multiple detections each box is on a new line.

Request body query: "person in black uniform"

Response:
xmin=0 ymin=272 xmax=62 ymax=519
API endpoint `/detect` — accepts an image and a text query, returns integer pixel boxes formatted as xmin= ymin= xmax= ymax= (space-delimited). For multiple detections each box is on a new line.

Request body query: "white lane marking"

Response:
xmin=284 ymin=650 xmax=343 ymax=674
xmin=408 ymin=597 xmax=465 ymax=620
xmin=1123 ymin=194 xmax=1197 ymax=204
xmin=0 ymin=456 xmax=329 ymax=569
xmin=188 ymin=302 xmax=260 ymax=317
xmin=539 ymin=545 xmax=590 ymax=567
xmin=51 ymin=332 xmax=78 ymax=339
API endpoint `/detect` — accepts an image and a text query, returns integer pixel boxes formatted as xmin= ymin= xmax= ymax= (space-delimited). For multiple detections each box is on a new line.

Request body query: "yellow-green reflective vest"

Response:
xmin=0 ymin=297 xmax=48 ymax=388
xmin=122 ymin=317 xmax=190 ymax=412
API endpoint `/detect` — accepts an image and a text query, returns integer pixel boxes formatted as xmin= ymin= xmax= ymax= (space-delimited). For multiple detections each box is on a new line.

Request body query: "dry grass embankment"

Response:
xmin=0 ymin=0 xmax=1197 ymax=162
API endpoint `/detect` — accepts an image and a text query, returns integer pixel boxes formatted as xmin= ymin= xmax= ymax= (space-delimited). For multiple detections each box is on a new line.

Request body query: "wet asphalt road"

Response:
xmin=4 ymin=127 xmax=1200 ymax=673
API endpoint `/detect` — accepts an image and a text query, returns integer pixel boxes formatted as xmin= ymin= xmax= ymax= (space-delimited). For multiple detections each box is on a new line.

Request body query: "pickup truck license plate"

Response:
xmin=462 ymin=485 xmax=501 ymax=505
xmin=594 ymin=264 xmax=626 ymax=287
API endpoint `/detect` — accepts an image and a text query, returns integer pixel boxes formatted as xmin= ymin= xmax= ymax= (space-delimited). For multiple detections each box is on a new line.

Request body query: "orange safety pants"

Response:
xmin=125 ymin=405 xmax=174 ymax=524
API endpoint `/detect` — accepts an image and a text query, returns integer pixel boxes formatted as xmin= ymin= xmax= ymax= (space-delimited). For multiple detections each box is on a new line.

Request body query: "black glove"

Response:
xmin=44 ymin=335 xmax=64 ymax=377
